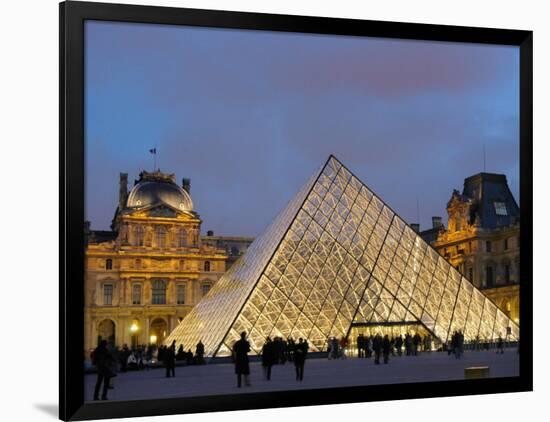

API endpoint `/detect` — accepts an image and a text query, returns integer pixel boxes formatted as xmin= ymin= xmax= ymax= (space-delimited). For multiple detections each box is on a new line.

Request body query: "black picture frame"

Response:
xmin=60 ymin=1 xmax=533 ymax=420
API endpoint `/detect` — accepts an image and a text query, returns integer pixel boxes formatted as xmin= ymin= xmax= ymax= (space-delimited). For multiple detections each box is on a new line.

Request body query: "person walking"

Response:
xmin=497 ymin=335 xmax=504 ymax=354
xmin=382 ymin=335 xmax=391 ymax=364
xmin=261 ymin=337 xmax=274 ymax=380
xmin=357 ymin=334 xmax=364 ymax=358
xmin=395 ymin=335 xmax=403 ymax=357
xmin=165 ymin=340 xmax=176 ymax=378
xmin=92 ymin=340 xmax=116 ymax=401
xmin=294 ymin=338 xmax=308 ymax=381
xmin=119 ymin=344 xmax=130 ymax=373
xmin=234 ymin=332 xmax=251 ymax=388
xmin=195 ymin=340 xmax=205 ymax=365
xmin=373 ymin=334 xmax=382 ymax=365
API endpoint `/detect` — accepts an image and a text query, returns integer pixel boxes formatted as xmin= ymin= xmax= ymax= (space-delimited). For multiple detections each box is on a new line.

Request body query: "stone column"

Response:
xmin=144 ymin=316 xmax=150 ymax=346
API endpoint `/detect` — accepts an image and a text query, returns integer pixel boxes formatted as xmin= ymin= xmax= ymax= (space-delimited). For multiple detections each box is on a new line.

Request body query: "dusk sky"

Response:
xmin=85 ymin=21 xmax=519 ymax=237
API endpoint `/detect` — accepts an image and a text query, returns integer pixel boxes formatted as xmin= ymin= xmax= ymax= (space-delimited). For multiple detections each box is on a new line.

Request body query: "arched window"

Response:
xmin=156 ymin=226 xmax=167 ymax=249
xmin=105 ymin=259 xmax=113 ymax=270
xmin=152 ymin=280 xmax=167 ymax=304
xmin=178 ymin=228 xmax=187 ymax=247
xmin=201 ymin=284 xmax=211 ymax=297
xmin=134 ymin=225 xmax=145 ymax=246
xmin=204 ymin=261 xmax=211 ymax=272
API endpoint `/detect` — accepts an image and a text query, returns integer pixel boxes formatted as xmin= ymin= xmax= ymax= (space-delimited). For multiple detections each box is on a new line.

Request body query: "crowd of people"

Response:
xmin=90 ymin=330 xmax=514 ymax=400
xmin=90 ymin=338 xmax=209 ymax=400
xmin=353 ymin=333 xmax=433 ymax=361
xmin=235 ymin=333 xmax=309 ymax=387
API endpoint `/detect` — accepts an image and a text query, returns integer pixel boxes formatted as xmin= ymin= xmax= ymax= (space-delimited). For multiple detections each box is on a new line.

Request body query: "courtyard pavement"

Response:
xmin=85 ymin=349 xmax=519 ymax=402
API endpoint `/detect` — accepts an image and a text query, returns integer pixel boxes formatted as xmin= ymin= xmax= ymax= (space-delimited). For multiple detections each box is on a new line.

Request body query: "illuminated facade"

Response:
xmin=431 ymin=173 xmax=520 ymax=323
xmin=201 ymin=232 xmax=254 ymax=269
xmin=165 ymin=156 xmax=519 ymax=357
xmin=84 ymin=171 xmax=227 ymax=353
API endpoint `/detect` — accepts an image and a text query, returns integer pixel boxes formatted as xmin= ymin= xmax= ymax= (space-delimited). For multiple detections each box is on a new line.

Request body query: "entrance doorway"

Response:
xmin=97 ymin=319 xmax=115 ymax=346
xmin=149 ymin=318 xmax=168 ymax=345
xmin=347 ymin=322 xmax=438 ymax=356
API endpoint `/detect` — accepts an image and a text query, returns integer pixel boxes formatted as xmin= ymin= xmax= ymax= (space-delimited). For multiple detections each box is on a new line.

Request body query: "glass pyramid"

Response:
xmin=165 ymin=156 xmax=519 ymax=357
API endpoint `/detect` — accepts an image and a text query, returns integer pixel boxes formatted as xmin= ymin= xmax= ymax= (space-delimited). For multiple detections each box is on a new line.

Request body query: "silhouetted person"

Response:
xmin=395 ymin=335 xmax=403 ymax=356
xmin=164 ymin=340 xmax=176 ymax=377
xmin=382 ymin=335 xmax=391 ymax=364
xmin=357 ymin=334 xmax=365 ymax=358
xmin=92 ymin=340 xmax=115 ymax=401
xmin=497 ymin=335 xmax=504 ymax=354
xmin=176 ymin=344 xmax=185 ymax=361
xmin=373 ymin=334 xmax=382 ymax=364
xmin=186 ymin=349 xmax=194 ymax=365
xmin=287 ymin=337 xmax=295 ymax=362
xmin=261 ymin=337 xmax=274 ymax=380
xmin=195 ymin=340 xmax=205 ymax=365
xmin=158 ymin=345 xmax=166 ymax=363
xmin=234 ymin=332 xmax=251 ymax=387
xmin=413 ymin=333 xmax=421 ymax=356
xmin=294 ymin=338 xmax=308 ymax=381
xmin=120 ymin=344 xmax=130 ymax=372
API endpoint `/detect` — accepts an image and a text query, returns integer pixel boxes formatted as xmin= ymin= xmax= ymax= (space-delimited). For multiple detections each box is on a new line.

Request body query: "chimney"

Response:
xmin=119 ymin=173 xmax=128 ymax=209
xmin=182 ymin=178 xmax=191 ymax=193
xmin=432 ymin=216 xmax=442 ymax=229
xmin=410 ymin=223 xmax=420 ymax=233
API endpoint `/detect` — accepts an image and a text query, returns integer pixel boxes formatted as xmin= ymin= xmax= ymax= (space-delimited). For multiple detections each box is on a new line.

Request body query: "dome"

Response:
xmin=126 ymin=171 xmax=193 ymax=212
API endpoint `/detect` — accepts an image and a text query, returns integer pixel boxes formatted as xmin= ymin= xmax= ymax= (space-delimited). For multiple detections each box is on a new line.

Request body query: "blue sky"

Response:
xmin=85 ymin=21 xmax=519 ymax=236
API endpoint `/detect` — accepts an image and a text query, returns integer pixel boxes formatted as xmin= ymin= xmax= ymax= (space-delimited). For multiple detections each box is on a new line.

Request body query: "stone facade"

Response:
xmin=200 ymin=232 xmax=254 ymax=269
xmin=429 ymin=173 xmax=520 ymax=323
xmin=84 ymin=171 xmax=227 ymax=354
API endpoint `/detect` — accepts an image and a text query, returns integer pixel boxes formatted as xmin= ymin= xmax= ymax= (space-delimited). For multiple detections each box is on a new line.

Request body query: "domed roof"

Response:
xmin=126 ymin=171 xmax=193 ymax=212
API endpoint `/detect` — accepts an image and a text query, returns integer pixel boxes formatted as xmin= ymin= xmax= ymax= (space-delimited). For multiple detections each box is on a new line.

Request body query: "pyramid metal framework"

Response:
xmin=165 ymin=156 xmax=519 ymax=357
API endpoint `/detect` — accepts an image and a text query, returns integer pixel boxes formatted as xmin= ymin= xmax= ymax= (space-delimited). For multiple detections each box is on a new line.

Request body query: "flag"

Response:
xmin=149 ymin=148 xmax=156 ymax=154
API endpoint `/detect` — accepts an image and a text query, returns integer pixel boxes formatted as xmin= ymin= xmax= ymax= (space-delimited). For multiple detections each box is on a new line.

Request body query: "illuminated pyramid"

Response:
xmin=165 ymin=156 xmax=519 ymax=357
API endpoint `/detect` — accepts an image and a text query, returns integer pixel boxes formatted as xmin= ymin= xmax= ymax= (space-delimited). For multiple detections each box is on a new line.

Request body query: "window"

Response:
xmin=177 ymin=284 xmax=186 ymax=304
xmin=103 ymin=284 xmax=113 ymax=305
xmin=156 ymin=226 xmax=167 ymax=248
xmin=504 ymin=238 xmax=509 ymax=250
xmin=105 ymin=259 xmax=113 ymax=270
xmin=135 ymin=259 xmax=142 ymax=270
xmin=132 ymin=284 xmax=141 ymax=305
xmin=486 ymin=241 xmax=492 ymax=253
xmin=201 ymin=284 xmax=211 ymax=297
xmin=178 ymin=228 xmax=187 ymax=247
xmin=179 ymin=260 xmax=185 ymax=271
xmin=152 ymin=280 xmax=167 ymax=304
xmin=204 ymin=261 xmax=211 ymax=272
xmin=134 ymin=226 xmax=145 ymax=246
xmin=455 ymin=217 xmax=461 ymax=231
xmin=494 ymin=202 xmax=508 ymax=216
xmin=486 ymin=266 xmax=494 ymax=288
xmin=505 ymin=264 xmax=511 ymax=284
xmin=468 ymin=267 xmax=473 ymax=282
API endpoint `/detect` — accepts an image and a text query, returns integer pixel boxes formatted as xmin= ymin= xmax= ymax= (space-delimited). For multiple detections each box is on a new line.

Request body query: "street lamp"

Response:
xmin=130 ymin=322 xmax=139 ymax=333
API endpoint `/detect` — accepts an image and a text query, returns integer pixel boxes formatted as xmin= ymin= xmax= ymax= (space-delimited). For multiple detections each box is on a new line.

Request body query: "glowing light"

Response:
xmin=150 ymin=335 xmax=157 ymax=344
xmin=130 ymin=323 xmax=139 ymax=333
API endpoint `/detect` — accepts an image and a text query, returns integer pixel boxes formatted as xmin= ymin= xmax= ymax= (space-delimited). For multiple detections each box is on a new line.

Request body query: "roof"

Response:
xmin=461 ymin=172 xmax=519 ymax=229
xmin=126 ymin=170 xmax=193 ymax=212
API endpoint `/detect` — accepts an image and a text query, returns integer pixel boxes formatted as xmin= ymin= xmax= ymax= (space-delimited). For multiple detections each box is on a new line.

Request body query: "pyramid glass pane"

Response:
xmin=165 ymin=156 xmax=519 ymax=357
